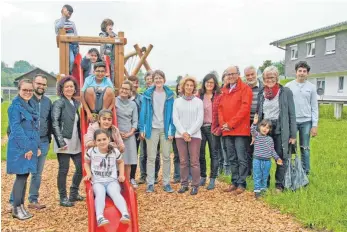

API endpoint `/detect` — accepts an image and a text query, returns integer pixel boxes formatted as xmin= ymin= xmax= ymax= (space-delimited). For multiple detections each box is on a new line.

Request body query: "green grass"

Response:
xmin=214 ymin=105 xmax=347 ymax=232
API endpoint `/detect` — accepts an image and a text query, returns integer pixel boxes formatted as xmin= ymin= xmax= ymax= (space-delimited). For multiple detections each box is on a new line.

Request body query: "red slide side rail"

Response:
xmin=74 ymin=55 xmax=138 ymax=232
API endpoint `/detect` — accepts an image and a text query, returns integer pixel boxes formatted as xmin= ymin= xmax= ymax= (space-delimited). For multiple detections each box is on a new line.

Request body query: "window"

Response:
xmin=338 ymin=76 xmax=344 ymax=92
xmin=290 ymin=44 xmax=298 ymax=60
xmin=325 ymin=35 xmax=336 ymax=54
xmin=306 ymin=40 xmax=315 ymax=57
xmin=317 ymin=78 xmax=326 ymax=91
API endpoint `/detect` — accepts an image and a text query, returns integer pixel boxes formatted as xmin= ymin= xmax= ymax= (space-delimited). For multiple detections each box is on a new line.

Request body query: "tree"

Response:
xmin=137 ymin=68 xmax=146 ymax=88
xmin=13 ymin=60 xmax=34 ymax=73
xmin=1 ymin=61 xmax=14 ymax=74
xmin=258 ymin=60 xmax=272 ymax=73
xmin=272 ymin=60 xmax=285 ymax=76
xmin=176 ymin=75 xmax=183 ymax=84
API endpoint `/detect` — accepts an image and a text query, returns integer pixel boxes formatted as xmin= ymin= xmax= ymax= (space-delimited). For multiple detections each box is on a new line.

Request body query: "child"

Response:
xmin=55 ymin=4 xmax=78 ymax=74
xmin=81 ymin=62 xmax=115 ymax=122
xmin=81 ymin=48 xmax=102 ymax=80
xmin=99 ymin=18 xmax=117 ymax=81
xmin=251 ymin=114 xmax=283 ymax=199
xmin=84 ymin=129 xmax=130 ymax=227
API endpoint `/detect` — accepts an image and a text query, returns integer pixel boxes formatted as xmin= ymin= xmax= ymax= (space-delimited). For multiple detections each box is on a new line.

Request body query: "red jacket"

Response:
xmin=218 ymin=78 xmax=252 ymax=136
xmin=211 ymin=93 xmax=222 ymax=136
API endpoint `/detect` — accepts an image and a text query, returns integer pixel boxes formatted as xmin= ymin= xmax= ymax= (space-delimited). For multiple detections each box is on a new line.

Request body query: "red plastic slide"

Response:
xmin=72 ymin=54 xmax=139 ymax=232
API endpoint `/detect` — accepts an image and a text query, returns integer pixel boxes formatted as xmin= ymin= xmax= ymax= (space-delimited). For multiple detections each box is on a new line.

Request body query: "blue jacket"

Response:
xmin=139 ymin=86 xmax=175 ymax=139
xmin=30 ymin=95 xmax=52 ymax=143
xmin=7 ymin=96 xmax=40 ymax=174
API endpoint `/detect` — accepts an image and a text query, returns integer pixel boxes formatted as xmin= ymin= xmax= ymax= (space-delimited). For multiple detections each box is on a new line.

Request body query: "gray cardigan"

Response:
xmin=257 ymin=85 xmax=296 ymax=159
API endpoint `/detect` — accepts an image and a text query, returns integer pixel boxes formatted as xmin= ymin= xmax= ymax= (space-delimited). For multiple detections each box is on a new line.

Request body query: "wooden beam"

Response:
xmin=59 ymin=41 xmax=68 ymax=75
xmin=56 ymin=29 xmax=66 ymax=48
xmin=134 ymin=44 xmax=152 ymax=71
xmin=59 ymin=36 xmax=127 ymax=45
xmin=131 ymin=44 xmax=153 ymax=76
xmin=114 ymin=32 xmax=125 ymax=95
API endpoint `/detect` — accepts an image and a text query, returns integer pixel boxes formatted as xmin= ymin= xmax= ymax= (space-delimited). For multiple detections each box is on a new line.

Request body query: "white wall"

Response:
xmin=309 ymin=76 xmax=347 ymax=98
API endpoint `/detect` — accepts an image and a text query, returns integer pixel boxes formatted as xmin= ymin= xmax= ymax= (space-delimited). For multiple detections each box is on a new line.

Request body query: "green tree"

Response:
xmin=13 ymin=60 xmax=34 ymax=73
xmin=1 ymin=71 xmax=19 ymax=87
xmin=272 ymin=60 xmax=285 ymax=76
xmin=137 ymin=69 xmax=146 ymax=88
xmin=176 ymin=75 xmax=183 ymax=84
xmin=1 ymin=61 xmax=14 ymax=74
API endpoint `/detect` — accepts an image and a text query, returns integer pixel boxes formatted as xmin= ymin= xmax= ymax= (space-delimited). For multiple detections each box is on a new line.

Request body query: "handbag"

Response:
xmin=284 ymin=144 xmax=309 ymax=191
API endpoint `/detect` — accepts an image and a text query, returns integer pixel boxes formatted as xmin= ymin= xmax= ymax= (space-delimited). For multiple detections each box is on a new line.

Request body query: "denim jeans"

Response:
xmin=93 ymin=181 xmax=128 ymax=218
xmin=9 ymin=141 xmax=50 ymax=204
xmin=200 ymin=126 xmax=218 ymax=178
xmin=57 ymin=153 xmax=83 ymax=199
xmin=139 ymin=140 xmax=160 ymax=179
xmin=297 ymin=121 xmax=312 ymax=174
xmin=69 ymin=43 xmax=78 ymax=74
xmin=224 ymin=136 xmax=248 ymax=188
xmin=253 ymin=158 xmax=271 ymax=192
xmin=221 ymin=137 xmax=231 ymax=170
xmin=172 ymin=138 xmax=180 ymax=180
xmin=246 ymin=120 xmax=254 ymax=175
xmin=145 ymin=128 xmax=172 ymax=186
xmin=212 ymin=135 xmax=224 ymax=172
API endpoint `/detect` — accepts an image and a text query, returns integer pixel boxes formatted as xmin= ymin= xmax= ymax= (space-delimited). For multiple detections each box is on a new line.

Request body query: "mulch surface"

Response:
xmin=1 ymin=159 xmax=309 ymax=232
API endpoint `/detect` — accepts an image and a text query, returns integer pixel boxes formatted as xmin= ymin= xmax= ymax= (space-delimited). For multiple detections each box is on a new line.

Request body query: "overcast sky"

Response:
xmin=1 ymin=0 xmax=347 ymax=81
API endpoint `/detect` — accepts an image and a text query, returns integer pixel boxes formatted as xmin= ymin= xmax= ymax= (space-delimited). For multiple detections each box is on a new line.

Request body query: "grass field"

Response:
xmin=1 ymin=99 xmax=346 ymax=231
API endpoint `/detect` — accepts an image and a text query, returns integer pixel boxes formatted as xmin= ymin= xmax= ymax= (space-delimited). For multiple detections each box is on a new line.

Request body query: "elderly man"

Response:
xmin=244 ymin=66 xmax=264 ymax=176
xmin=219 ymin=66 xmax=253 ymax=195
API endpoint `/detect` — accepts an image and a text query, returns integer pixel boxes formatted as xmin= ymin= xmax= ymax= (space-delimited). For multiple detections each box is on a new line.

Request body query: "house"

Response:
xmin=270 ymin=21 xmax=347 ymax=100
xmin=13 ymin=68 xmax=57 ymax=96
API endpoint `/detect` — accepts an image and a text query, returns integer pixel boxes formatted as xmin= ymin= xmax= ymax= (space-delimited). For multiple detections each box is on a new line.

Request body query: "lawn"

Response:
xmin=216 ymin=105 xmax=347 ymax=232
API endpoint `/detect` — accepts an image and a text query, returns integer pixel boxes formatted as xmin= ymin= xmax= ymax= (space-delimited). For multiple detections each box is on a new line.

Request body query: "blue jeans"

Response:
xmin=10 ymin=141 xmax=50 ymax=204
xmin=221 ymin=136 xmax=231 ymax=170
xmin=212 ymin=135 xmax=224 ymax=171
xmin=253 ymin=158 xmax=271 ymax=192
xmin=200 ymin=126 xmax=218 ymax=178
xmin=297 ymin=121 xmax=312 ymax=174
xmin=69 ymin=43 xmax=79 ymax=74
xmin=172 ymin=138 xmax=180 ymax=180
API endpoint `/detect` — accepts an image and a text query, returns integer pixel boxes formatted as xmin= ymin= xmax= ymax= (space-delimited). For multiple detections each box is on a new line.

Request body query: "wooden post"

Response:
xmin=131 ymin=44 xmax=153 ymax=76
xmin=114 ymin=32 xmax=125 ymax=95
xmin=134 ymin=44 xmax=152 ymax=71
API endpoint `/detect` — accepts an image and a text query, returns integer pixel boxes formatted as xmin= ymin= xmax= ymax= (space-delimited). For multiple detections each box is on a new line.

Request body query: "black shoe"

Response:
xmin=60 ymin=198 xmax=74 ymax=207
xmin=190 ymin=187 xmax=198 ymax=195
xmin=69 ymin=194 xmax=85 ymax=202
xmin=177 ymin=186 xmax=189 ymax=193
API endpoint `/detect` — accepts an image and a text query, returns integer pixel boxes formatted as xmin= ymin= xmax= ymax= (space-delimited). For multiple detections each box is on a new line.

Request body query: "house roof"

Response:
xmin=270 ymin=21 xmax=347 ymax=48
xmin=14 ymin=67 xmax=56 ymax=82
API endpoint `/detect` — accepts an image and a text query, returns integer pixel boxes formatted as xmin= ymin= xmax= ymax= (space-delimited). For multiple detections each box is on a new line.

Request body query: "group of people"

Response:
xmin=6 ymin=3 xmax=319 ymax=227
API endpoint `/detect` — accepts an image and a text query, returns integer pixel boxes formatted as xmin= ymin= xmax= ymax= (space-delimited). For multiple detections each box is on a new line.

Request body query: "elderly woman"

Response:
xmin=52 ymin=76 xmax=84 ymax=207
xmin=197 ymin=73 xmax=221 ymax=190
xmin=257 ymin=66 xmax=296 ymax=192
xmin=173 ymin=76 xmax=204 ymax=195
xmin=7 ymin=79 xmax=40 ymax=220
xmin=116 ymin=81 xmax=138 ymax=181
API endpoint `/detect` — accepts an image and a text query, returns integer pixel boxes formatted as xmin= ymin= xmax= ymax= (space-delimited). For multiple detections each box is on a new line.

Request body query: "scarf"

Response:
xmin=264 ymin=84 xmax=280 ymax=100
xmin=182 ymin=95 xmax=195 ymax=101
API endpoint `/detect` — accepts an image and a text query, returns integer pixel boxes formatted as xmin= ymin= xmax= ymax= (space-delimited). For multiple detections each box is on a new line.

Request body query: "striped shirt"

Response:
xmin=249 ymin=80 xmax=262 ymax=120
xmin=251 ymin=124 xmax=279 ymax=160
xmin=55 ymin=17 xmax=77 ymax=36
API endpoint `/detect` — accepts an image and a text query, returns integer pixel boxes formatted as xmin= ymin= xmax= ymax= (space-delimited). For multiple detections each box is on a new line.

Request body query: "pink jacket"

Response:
xmin=84 ymin=122 xmax=124 ymax=148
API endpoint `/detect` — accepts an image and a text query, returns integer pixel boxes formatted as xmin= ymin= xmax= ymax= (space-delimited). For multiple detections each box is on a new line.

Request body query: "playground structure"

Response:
xmin=56 ymin=30 xmax=150 ymax=232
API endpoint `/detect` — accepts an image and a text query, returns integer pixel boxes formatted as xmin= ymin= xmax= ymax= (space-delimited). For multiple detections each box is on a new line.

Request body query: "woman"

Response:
xmin=52 ymin=76 xmax=84 ymax=207
xmin=139 ymin=70 xmax=175 ymax=193
xmin=84 ymin=109 xmax=125 ymax=152
xmin=173 ymin=76 xmax=204 ymax=195
xmin=81 ymin=48 xmax=102 ymax=80
xmin=7 ymin=79 xmax=40 ymax=220
xmin=197 ymin=73 xmax=221 ymax=190
xmin=115 ymin=81 xmax=138 ymax=181
xmin=257 ymin=66 xmax=296 ymax=192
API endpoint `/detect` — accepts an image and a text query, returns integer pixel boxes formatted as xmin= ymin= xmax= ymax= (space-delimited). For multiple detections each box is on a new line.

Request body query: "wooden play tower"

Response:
xmin=56 ymin=29 xmax=153 ymax=92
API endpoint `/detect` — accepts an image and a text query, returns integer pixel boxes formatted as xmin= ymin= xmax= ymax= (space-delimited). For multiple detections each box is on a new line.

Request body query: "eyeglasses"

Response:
xmin=264 ymin=77 xmax=276 ymax=81
xmin=95 ymin=70 xmax=105 ymax=73
xmin=35 ymin=82 xmax=47 ymax=87
xmin=121 ymin=87 xmax=130 ymax=91
xmin=206 ymin=81 xmax=215 ymax=85
xmin=225 ymin=72 xmax=239 ymax=76
xmin=21 ymin=89 xmax=34 ymax=93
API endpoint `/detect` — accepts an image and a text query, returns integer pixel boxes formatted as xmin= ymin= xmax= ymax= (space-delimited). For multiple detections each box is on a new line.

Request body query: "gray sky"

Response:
xmin=1 ymin=0 xmax=347 ymax=81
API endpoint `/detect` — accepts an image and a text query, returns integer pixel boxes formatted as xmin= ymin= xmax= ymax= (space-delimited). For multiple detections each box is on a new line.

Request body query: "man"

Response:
xmin=244 ymin=66 xmax=264 ymax=176
xmin=9 ymin=74 xmax=52 ymax=210
xmin=219 ymin=65 xmax=252 ymax=195
xmin=144 ymin=71 xmax=154 ymax=88
xmin=285 ymin=61 xmax=318 ymax=175
xmin=55 ymin=4 xmax=78 ymax=74
xmin=81 ymin=62 xmax=115 ymax=122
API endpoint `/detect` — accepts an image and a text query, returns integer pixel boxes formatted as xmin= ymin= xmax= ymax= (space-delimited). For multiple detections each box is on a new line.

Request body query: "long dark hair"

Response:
xmin=56 ymin=76 xmax=79 ymax=97
xmin=88 ymin=48 xmax=102 ymax=62
xmin=93 ymin=128 xmax=113 ymax=156
xmin=198 ymin=73 xmax=221 ymax=96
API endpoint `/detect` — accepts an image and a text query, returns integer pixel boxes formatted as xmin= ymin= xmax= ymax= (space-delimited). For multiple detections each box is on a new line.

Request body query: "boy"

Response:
xmin=55 ymin=4 xmax=78 ymax=74
xmin=81 ymin=62 xmax=115 ymax=122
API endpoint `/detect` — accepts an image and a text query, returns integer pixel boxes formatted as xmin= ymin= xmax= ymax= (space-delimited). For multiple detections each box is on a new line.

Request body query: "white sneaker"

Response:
xmin=130 ymin=179 xmax=138 ymax=188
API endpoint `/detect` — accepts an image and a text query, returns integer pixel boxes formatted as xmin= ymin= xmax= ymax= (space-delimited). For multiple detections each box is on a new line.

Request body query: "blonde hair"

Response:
xmin=263 ymin=66 xmax=279 ymax=82
xmin=179 ymin=76 xmax=198 ymax=95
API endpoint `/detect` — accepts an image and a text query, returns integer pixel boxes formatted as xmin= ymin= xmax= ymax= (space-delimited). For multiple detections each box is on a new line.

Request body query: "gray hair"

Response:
xmin=226 ymin=65 xmax=240 ymax=75
xmin=244 ymin=66 xmax=256 ymax=74
xmin=263 ymin=66 xmax=279 ymax=79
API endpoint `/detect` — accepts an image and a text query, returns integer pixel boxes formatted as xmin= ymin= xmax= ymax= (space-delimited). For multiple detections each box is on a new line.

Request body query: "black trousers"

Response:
xmin=200 ymin=126 xmax=219 ymax=178
xmin=57 ymin=153 xmax=83 ymax=199
xmin=12 ymin=173 xmax=29 ymax=207
xmin=130 ymin=133 xmax=141 ymax=180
